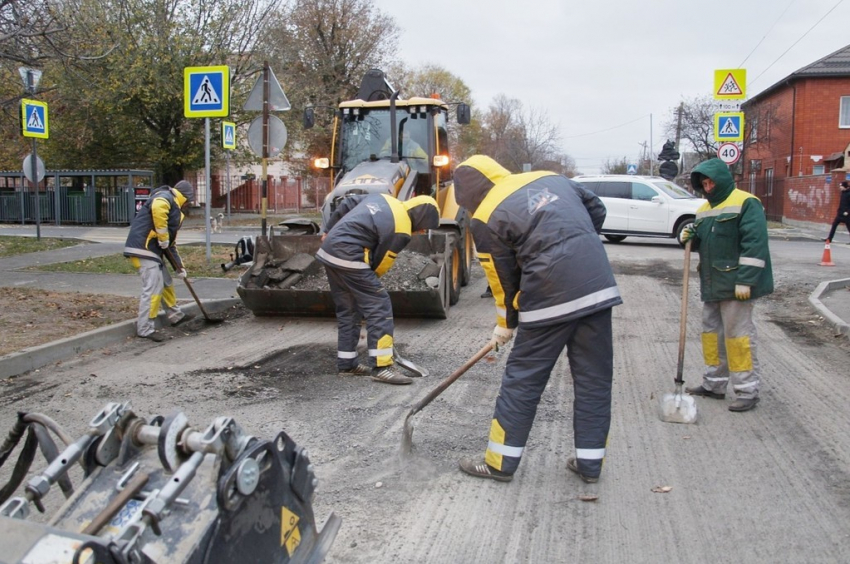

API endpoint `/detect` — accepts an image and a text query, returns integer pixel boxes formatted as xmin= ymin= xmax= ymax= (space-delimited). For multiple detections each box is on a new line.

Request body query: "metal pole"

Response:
xmin=225 ymin=151 xmax=231 ymax=220
xmin=649 ymin=113 xmax=654 ymax=176
xmin=261 ymin=61 xmax=269 ymax=238
xmin=31 ymin=138 xmax=40 ymax=240
xmin=205 ymin=117 xmax=211 ymax=260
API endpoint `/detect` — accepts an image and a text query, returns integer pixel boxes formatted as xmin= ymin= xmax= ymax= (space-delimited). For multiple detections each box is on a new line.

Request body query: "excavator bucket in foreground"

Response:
xmin=237 ymin=231 xmax=455 ymax=319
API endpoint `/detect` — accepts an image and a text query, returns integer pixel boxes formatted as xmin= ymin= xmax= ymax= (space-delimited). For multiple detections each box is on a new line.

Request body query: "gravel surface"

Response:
xmin=2 ymin=239 xmax=850 ymax=563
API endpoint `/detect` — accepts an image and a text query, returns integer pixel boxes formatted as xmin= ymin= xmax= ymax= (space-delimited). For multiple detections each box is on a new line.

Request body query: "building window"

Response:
xmin=749 ymin=171 xmax=756 ymax=194
xmin=841 ymin=96 xmax=850 ymax=128
xmin=765 ymin=168 xmax=774 ymax=196
xmin=749 ymin=116 xmax=758 ymax=142
xmin=813 ymin=165 xmax=825 ymax=175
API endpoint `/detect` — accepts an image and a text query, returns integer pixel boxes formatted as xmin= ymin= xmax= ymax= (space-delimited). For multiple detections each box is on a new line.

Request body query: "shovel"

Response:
xmin=658 ymin=240 xmax=698 ymax=424
xmin=394 ymin=354 xmax=428 ymax=378
xmin=164 ymin=248 xmax=225 ymax=324
xmin=401 ymin=343 xmax=493 ymax=455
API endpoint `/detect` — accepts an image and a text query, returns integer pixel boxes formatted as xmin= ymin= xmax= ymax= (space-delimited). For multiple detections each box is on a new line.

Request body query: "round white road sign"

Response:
xmin=717 ymin=142 xmax=741 ymax=165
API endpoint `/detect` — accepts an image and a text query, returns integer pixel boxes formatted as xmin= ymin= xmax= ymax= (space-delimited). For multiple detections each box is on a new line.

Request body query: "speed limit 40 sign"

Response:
xmin=717 ymin=142 xmax=741 ymax=165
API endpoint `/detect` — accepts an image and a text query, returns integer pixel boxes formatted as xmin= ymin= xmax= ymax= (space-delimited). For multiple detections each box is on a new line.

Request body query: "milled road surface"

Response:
xmin=1 ymin=236 xmax=849 ymax=563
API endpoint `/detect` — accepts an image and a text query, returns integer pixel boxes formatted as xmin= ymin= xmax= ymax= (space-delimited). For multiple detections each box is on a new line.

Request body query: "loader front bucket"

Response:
xmin=237 ymin=232 xmax=453 ymax=319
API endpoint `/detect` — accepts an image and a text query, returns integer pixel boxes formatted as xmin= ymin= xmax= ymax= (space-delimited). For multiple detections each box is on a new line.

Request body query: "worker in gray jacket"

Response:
xmin=317 ymin=194 xmax=440 ymax=385
xmin=123 ymin=180 xmax=195 ymax=341
xmin=454 ymin=155 xmax=622 ymax=484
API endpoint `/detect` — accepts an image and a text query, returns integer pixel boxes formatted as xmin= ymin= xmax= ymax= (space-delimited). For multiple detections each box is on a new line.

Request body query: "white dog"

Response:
xmin=211 ymin=213 xmax=224 ymax=234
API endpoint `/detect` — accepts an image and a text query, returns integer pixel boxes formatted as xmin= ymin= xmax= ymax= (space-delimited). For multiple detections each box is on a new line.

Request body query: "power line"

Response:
xmin=749 ymin=0 xmax=845 ymax=87
xmin=562 ymin=114 xmax=649 ymax=139
xmin=738 ymin=0 xmax=797 ymax=68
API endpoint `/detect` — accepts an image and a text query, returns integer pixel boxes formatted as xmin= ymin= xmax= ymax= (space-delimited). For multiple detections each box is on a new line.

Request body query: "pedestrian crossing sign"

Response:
xmin=714 ymin=69 xmax=746 ymax=100
xmin=184 ymin=66 xmax=230 ymax=118
xmin=21 ymin=99 xmax=48 ymax=139
xmin=222 ymin=121 xmax=236 ymax=150
xmin=714 ymin=112 xmax=744 ymax=142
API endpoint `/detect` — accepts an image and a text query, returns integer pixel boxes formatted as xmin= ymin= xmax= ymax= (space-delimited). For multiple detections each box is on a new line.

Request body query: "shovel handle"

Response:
xmin=675 ymin=240 xmax=692 ymax=385
xmin=408 ymin=343 xmax=494 ymax=414
xmin=163 ymin=247 xmax=213 ymax=322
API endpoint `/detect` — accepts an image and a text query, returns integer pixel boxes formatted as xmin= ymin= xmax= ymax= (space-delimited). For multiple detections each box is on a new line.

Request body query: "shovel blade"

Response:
xmin=658 ymin=391 xmax=698 ymax=424
xmin=395 ymin=355 xmax=427 ymax=378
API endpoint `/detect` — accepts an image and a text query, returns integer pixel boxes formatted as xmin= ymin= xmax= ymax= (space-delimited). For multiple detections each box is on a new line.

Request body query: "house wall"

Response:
xmin=783 ymin=172 xmax=849 ymax=223
xmin=746 ymin=77 xmax=850 ymax=178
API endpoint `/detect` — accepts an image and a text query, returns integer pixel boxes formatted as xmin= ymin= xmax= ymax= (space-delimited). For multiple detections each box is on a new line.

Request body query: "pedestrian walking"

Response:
xmin=682 ymin=158 xmax=774 ymax=412
xmin=823 ymin=180 xmax=850 ymax=243
xmin=453 ymin=155 xmax=622 ymax=484
xmin=123 ymin=180 xmax=195 ymax=342
xmin=316 ymin=194 xmax=440 ymax=385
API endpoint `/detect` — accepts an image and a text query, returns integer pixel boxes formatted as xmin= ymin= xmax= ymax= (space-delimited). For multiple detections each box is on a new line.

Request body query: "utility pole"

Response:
xmin=675 ymin=102 xmax=684 ymax=175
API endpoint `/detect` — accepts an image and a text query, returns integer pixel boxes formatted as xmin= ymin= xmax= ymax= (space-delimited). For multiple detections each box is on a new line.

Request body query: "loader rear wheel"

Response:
xmin=450 ymin=244 xmax=461 ymax=306
xmin=461 ymin=226 xmax=473 ymax=286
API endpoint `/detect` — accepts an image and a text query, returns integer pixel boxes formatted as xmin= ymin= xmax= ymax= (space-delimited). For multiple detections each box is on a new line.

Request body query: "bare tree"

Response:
xmin=664 ymin=95 xmax=717 ymax=162
xmin=478 ymin=94 xmax=567 ymax=173
xmin=602 ymin=157 xmax=630 ymax=174
xmin=257 ymin=0 xmax=400 ymax=175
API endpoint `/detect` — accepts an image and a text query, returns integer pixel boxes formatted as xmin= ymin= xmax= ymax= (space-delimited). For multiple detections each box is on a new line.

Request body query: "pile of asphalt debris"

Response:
xmin=242 ymin=251 xmax=440 ymax=292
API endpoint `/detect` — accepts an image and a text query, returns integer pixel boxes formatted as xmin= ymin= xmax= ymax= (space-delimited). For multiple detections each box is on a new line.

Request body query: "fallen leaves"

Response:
xmin=652 ymin=486 xmax=673 ymax=493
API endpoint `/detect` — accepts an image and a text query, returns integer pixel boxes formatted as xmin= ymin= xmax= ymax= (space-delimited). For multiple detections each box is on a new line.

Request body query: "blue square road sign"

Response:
xmin=184 ymin=66 xmax=230 ymax=118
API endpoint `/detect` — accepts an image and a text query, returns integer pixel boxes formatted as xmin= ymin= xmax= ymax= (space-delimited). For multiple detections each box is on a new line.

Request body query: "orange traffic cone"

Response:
xmin=820 ymin=240 xmax=835 ymax=266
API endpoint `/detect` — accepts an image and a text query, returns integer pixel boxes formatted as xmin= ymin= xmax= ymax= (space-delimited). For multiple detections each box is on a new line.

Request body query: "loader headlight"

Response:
xmin=432 ymin=155 xmax=449 ymax=167
xmin=314 ymin=158 xmax=330 ymax=169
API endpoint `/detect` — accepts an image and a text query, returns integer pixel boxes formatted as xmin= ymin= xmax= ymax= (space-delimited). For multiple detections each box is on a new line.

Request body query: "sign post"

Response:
xmin=222 ymin=121 xmax=236 ymax=219
xmin=184 ymin=65 xmax=230 ymax=260
xmin=21 ymin=96 xmax=48 ymax=240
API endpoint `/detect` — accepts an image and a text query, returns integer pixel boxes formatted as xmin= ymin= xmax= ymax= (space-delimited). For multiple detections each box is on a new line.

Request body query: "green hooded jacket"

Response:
xmin=689 ymin=158 xmax=774 ymax=302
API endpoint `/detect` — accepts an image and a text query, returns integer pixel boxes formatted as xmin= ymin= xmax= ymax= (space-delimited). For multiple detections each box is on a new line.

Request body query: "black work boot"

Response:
xmin=685 ymin=385 xmax=725 ymax=400
xmin=728 ymin=397 xmax=760 ymax=412
xmin=140 ymin=331 xmax=166 ymax=342
xmin=458 ymin=458 xmax=513 ymax=482
xmin=567 ymin=457 xmax=599 ymax=484
xmin=371 ymin=365 xmax=413 ymax=385
xmin=339 ymin=363 xmax=371 ymax=376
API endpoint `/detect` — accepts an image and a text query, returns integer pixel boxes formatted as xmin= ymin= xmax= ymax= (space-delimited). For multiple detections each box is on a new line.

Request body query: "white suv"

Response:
xmin=574 ymin=175 xmax=706 ymax=247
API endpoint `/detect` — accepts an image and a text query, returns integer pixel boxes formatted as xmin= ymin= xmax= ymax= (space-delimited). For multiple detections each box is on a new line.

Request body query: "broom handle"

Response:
xmin=675 ymin=240 xmax=692 ymax=385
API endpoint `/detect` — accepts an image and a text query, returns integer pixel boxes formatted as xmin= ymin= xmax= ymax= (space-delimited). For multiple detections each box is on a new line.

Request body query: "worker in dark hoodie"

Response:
xmin=682 ymin=158 xmax=773 ymax=412
xmin=452 ymin=155 xmax=622 ymax=484
xmin=317 ymin=194 xmax=440 ymax=385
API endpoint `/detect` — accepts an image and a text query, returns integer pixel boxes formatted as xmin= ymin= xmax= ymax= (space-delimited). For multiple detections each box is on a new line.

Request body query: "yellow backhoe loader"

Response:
xmin=237 ymin=69 xmax=473 ymax=319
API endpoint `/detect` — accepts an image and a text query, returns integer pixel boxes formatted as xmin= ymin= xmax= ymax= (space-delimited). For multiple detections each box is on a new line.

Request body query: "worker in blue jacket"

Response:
xmin=317 ymin=194 xmax=439 ymax=385
xmin=453 ymin=155 xmax=622 ymax=484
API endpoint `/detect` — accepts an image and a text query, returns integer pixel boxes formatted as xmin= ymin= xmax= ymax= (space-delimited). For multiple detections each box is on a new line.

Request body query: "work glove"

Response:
xmin=158 ymin=238 xmax=170 ymax=249
xmin=176 ymin=268 xmax=188 ymax=280
xmin=681 ymin=225 xmax=696 ymax=244
xmin=734 ymin=284 xmax=751 ymax=301
xmin=489 ymin=326 xmax=514 ymax=351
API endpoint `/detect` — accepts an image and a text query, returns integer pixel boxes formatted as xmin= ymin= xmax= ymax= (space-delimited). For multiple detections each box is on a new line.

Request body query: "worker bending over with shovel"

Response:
xmin=123 ymin=180 xmax=195 ymax=342
xmin=453 ymin=155 xmax=622 ymax=483
xmin=682 ymin=158 xmax=773 ymax=412
xmin=317 ymin=194 xmax=440 ymax=385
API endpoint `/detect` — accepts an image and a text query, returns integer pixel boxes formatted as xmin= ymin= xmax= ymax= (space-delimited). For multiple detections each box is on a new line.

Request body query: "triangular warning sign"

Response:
xmin=719 ymin=118 xmax=739 ymax=136
xmin=192 ymin=76 xmax=221 ymax=105
xmin=27 ymin=108 xmax=44 ymax=129
xmin=717 ymin=73 xmax=743 ymax=97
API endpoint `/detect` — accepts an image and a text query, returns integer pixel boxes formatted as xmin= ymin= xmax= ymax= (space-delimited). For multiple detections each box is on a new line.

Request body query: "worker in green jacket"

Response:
xmin=682 ymin=158 xmax=773 ymax=412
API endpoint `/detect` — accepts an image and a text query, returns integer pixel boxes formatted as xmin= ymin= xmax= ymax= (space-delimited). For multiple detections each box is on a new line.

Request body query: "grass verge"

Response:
xmin=0 ymin=236 xmax=81 ymax=258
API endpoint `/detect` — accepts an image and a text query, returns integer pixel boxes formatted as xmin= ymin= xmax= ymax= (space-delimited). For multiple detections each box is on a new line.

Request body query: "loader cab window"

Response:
xmin=340 ymin=109 xmax=391 ymax=173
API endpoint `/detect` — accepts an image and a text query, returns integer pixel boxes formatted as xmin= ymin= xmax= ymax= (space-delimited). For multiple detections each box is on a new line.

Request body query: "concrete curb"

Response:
xmin=0 ymin=298 xmax=242 ymax=379
xmin=808 ymin=278 xmax=850 ymax=339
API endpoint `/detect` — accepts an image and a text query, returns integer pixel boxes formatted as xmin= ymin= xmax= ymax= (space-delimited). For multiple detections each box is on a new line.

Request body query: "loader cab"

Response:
xmin=336 ymin=101 xmax=450 ymax=198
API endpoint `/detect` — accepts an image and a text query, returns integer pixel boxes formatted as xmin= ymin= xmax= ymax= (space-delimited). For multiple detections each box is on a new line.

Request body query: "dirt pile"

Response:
xmin=243 ymin=251 xmax=438 ymax=292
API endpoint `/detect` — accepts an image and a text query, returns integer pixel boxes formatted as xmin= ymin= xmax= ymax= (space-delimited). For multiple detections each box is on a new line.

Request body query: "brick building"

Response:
xmin=742 ymin=44 xmax=850 ymax=224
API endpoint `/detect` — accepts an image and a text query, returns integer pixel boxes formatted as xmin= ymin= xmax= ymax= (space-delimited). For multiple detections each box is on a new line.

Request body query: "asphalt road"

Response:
xmin=1 ymin=226 xmax=849 ymax=563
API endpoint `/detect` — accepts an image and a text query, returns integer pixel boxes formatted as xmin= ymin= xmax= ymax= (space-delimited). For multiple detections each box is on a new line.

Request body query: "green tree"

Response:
xmin=40 ymin=0 xmax=280 ymax=183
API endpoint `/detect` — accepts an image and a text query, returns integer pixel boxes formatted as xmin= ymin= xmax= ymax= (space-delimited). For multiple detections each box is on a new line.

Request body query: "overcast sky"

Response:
xmin=371 ymin=0 xmax=849 ymax=174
